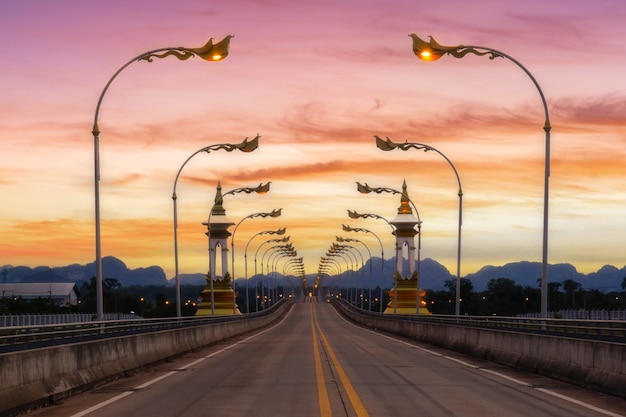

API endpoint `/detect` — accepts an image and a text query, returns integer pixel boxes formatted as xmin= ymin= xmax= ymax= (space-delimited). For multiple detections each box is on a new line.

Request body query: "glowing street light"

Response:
xmin=91 ymin=35 xmax=233 ymax=320
xmin=409 ymin=33 xmax=551 ymax=318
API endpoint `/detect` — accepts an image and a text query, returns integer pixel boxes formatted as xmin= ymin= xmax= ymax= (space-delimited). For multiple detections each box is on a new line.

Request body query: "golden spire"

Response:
xmin=397 ymin=179 xmax=413 ymax=215
xmin=212 ymin=181 xmax=226 ymax=216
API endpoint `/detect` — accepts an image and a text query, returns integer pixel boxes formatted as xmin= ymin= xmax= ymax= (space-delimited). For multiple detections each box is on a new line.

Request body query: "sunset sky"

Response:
xmin=1 ymin=0 xmax=625 ymax=282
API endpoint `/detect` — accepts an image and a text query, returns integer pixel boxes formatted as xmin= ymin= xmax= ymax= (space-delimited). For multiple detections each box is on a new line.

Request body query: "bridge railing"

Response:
xmin=0 ymin=300 xmax=288 ymax=353
xmin=520 ymin=309 xmax=626 ymax=321
xmin=336 ymin=300 xmax=626 ymax=344
xmin=0 ymin=313 xmax=139 ymax=327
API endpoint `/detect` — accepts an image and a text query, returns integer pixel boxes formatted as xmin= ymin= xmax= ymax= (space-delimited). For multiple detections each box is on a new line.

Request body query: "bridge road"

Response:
xmin=27 ymin=300 xmax=626 ymax=417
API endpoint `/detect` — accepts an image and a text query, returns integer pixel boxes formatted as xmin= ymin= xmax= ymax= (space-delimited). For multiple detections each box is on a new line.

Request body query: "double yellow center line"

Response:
xmin=310 ymin=303 xmax=370 ymax=417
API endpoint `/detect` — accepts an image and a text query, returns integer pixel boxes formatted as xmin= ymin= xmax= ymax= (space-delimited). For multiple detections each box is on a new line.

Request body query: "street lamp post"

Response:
xmin=326 ymin=248 xmax=352 ymax=301
xmin=271 ymin=249 xmax=297 ymax=304
xmin=338 ymin=244 xmax=365 ymax=307
xmin=244 ymin=228 xmax=286 ymax=312
xmin=346 ymin=210 xmax=395 ymax=311
xmin=260 ymin=243 xmax=294 ymax=308
xmin=283 ymin=263 xmax=303 ymax=300
xmin=342 ymin=224 xmax=385 ymax=312
xmin=348 ymin=210 xmax=396 ymax=233
xmin=374 ymin=135 xmax=463 ymax=315
xmin=319 ymin=257 xmax=341 ymax=298
xmin=172 ymin=135 xmax=259 ymax=317
xmin=329 ymin=244 xmax=355 ymax=302
xmin=230 ymin=209 xmax=282 ymax=313
xmin=282 ymin=257 xmax=303 ymax=299
xmin=92 ymin=35 xmax=233 ymax=320
xmin=337 ymin=236 xmax=372 ymax=310
xmin=254 ymin=238 xmax=290 ymax=310
xmin=409 ymin=33 xmax=551 ymax=318
xmin=204 ymin=181 xmax=271 ymax=315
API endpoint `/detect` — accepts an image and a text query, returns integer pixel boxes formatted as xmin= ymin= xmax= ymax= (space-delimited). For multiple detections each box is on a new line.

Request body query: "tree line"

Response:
xmin=2 ymin=276 xmax=625 ymax=317
xmin=425 ymin=277 xmax=626 ymax=316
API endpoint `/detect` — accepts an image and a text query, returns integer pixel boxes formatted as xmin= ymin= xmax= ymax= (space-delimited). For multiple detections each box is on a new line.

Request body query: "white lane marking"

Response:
xmin=480 ymin=368 xmax=530 ymax=386
xmin=331 ymin=306 xmax=623 ymax=417
xmin=69 ymin=306 xmax=293 ymax=417
xmin=69 ymin=392 xmax=135 ymax=417
xmin=535 ymin=388 xmax=625 ymax=417
xmin=441 ymin=355 xmax=479 ymax=369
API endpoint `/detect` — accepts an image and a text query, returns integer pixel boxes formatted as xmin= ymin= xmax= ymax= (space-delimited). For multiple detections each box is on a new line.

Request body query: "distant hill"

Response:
xmin=465 ymin=262 xmax=626 ymax=291
xmin=1 ymin=256 xmax=167 ymax=288
xmin=1 ymin=257 xmax=624 ymax=292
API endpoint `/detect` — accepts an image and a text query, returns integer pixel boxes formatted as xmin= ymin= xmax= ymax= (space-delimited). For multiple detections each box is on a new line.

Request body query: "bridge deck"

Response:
xmin=25 ymin=300 xmax=626 ymax=417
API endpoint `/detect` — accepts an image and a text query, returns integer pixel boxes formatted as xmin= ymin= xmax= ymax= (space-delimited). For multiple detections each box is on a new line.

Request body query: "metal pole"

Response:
xmin=92 ymin=37 xmax=233 ymax=320
xmin=409 ymin=34 xmax=550 ymax=318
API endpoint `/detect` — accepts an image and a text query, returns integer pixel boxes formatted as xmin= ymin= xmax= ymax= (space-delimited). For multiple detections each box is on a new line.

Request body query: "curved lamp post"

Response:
xmin=337 ymin=243 xmax=363 ymax=305
xmin=260 ymin=243 xmax=293 ymax=308
xmin=326 ymin=248 xmax=352 ymax=301
xmin=282 ymin=257 xmax=303 ymax=299
xmin=347 ymin=210 xmax=395 ymax=310
xmin=375 ymin=135 xmax=463 ymax=315
xmin=409 ymin=33 xmax=551 ymax=318
xmin=335 ymin=243 xmax=365 ymax=307
xmin=244 ymin=228 xmax=286 ymax=312
xmin=284 ymin=261 xmax=305 ymax=300
xmin=92 ymin=35 xmax=233 ymax=320
xmin=231 ymin=209 xmax=282 ymax=313
xmin=172 ymin=135 xmax=259 ymax=317
xmin=328 ymin=244 xmax=355 ymax=302
xmin=271 ymin=249 xmax=297 ymax=304
xmin=254 ymin=238 xmax=289 ymax=310
xmin=342 ymin=224 xmax=386 ymax=312
xmin=337 ymin=236 xmax=372 ymax=310
xmin=319 ymin=256 xmax=342 ymax=292
xmin=204 ymin=181 xmax=271 ymax=315
xmin=348 ymin=210 xmax=396 ymax=232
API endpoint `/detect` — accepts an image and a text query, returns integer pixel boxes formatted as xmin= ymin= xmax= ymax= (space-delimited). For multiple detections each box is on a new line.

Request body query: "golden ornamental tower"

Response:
xmin=386 ymin=180 xmax=427 ymax=314
xmin=196 ymin=181 xmax=241 ymax=315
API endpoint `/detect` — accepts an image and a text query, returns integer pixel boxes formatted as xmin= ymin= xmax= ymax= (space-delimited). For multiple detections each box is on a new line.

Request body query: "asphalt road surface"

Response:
xmin=26 ymin=299 xmax=626 ymax=417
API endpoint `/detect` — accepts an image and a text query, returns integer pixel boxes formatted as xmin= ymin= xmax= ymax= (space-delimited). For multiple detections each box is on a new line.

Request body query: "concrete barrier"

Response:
xmin=333 ymin=301 xmax=626 ymax=399
xmin=0 ymin=302 xmax=292 ymax=416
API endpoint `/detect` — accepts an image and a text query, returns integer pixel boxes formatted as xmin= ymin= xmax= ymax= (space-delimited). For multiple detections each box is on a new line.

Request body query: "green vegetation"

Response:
xmin=425 ymin=276 xmax=626 ymax=316
xmin=2 ymin=277 xmax=625 ymax=318
xmin=0 ymin=278 xmax=203 ymax=317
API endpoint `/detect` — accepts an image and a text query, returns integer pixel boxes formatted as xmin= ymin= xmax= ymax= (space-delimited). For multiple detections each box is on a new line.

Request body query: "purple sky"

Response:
xmin=1 ymin=0 xmax=625 ymax=279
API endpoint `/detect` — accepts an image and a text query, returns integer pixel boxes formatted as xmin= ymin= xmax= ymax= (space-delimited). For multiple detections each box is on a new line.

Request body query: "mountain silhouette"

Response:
xmin=1 ymin=257 xmax=624 ymax=291
xmin=1 ymin=256 xmax=167 ymax=287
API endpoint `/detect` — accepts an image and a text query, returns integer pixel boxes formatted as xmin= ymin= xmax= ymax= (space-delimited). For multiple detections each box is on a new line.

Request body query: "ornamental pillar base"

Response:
xmin=195 ymin=277 xmax=241 ymax=316
xmin=384 ymin=274 xmax=429 ymax=315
